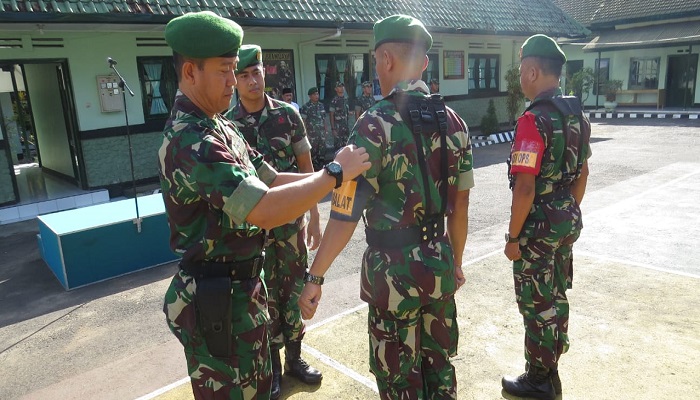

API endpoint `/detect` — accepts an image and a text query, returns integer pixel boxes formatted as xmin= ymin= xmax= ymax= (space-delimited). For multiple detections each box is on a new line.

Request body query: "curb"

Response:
xmin=586 ymin=111 xmax=699 ymax=120
xmin=471 ymin=130 xmax=514 ymax=147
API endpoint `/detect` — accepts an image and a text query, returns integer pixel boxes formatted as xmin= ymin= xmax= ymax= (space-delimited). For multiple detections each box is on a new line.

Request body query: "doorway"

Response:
xmin=665 ymin=54 xmax=698 ymax=108
xmin=0 ymin=60 xmax=82 ymax=206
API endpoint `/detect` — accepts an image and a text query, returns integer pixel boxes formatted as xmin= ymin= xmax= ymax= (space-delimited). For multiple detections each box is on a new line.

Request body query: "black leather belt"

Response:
xmin=179 ymin=254 xmax=265 ymax=281
xmin=534 ymin=188 xmax=572 ymax=204
xmin=365 ymin=218 xmax=445 ymax=249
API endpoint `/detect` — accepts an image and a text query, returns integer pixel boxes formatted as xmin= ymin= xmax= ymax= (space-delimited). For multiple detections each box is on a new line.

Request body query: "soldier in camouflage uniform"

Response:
xmin=502 ymin=34 xmax=591 ymax=400
xmin=158 ymin=12 xmax=371 ymax=400
xmin=225 ymin=45 xmax=323 ymax=399
xmin=329 ymin=81 xmax=350 ymax=150
xmin=299 ymin=15 xmax=474 ymax=399
xmin=355 ymin=80 xmax=376 ymax=119
xmin=300 ymin=87 xmax=328 ymax=170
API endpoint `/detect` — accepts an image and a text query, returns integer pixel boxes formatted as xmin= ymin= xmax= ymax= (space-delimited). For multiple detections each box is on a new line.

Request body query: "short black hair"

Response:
xmin=532 ymin=56 xmax=563 ymax=78
xmin=173 ymin=52 xmax=205 ymax=82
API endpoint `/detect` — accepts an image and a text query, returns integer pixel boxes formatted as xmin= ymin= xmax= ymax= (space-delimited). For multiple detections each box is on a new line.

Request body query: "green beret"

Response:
xmin=236 ymin=45 xmax=262 ymax=73
xmin=373 ymin=14 xmax=432 ymax=51
xmin=307 ymin=87 xmax=319 ymax=95
xmin=165 ymin=11 xmax=243 ymax=58
xmin=520 ymin=34 xmax=567 ymax=64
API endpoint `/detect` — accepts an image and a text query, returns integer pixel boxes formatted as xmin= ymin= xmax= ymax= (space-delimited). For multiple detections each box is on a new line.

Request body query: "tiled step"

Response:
xmin=0 ymin=190 xmax=110 ymax=225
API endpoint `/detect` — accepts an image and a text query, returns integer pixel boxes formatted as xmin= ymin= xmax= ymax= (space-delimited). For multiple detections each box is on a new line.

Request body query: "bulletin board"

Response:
xmin=443 ymin=50 xmax=465 ymax=80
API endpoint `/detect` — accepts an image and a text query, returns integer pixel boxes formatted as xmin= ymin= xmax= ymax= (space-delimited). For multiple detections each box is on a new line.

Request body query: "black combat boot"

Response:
xmin=526 ymin=361 xmax=562 ymax=395
xmin=502 ymin=364 xmax=555 ymax=400
xmin=284 ymin=340 xmax=323 ymax=384
xmin=270 ymin=348 xmax=282 ymax=399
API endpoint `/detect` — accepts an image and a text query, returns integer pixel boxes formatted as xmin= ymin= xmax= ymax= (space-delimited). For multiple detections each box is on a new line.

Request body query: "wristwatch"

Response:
xmin=505 ymin=233 xmax=519 ymax=243
xmin=303 ymin=271 xmax=325 ymax=285
xmin=324 ymin=161 xmax=343 ymax=189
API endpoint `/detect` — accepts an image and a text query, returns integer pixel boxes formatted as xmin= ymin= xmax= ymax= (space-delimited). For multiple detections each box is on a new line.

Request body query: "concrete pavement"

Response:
xmin=1 ymin=146 xmax=699 ymax=399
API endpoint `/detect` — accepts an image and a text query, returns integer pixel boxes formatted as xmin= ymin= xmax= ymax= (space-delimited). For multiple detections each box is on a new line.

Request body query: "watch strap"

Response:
xmin=304 ymin=271 xmax=325 ymax=285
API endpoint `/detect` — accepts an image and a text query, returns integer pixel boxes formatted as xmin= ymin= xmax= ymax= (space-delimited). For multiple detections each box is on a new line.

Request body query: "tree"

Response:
xmin=565 ymin=67 xmax=595 ymax=103
xmin=505 ymin=66 xmax=524 ymax=127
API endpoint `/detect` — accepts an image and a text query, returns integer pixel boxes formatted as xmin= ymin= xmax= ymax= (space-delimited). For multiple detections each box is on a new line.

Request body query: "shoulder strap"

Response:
xmin=525 ymin=96 xmax=586 ymax=181
xmin=391 ymin=92 xmax=448 ymax=217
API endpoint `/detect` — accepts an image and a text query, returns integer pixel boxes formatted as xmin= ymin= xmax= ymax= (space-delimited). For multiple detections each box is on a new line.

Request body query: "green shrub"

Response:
xmin=480 ymin=99 xmax=499 ymax=135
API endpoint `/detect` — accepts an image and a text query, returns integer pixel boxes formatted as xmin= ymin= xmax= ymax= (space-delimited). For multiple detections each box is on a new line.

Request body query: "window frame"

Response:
xmin=594 ymin=58 xmax=610 ymax=95
xmin=628 ymin=57 xmax=660 ymax=90
xmin=468 ymin=53 xmax=500 ymax=93
xmin=137 ymin=56 xmax=177 ymax=120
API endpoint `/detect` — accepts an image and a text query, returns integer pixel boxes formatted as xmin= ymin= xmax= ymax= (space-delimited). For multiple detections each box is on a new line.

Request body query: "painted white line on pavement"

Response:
xmin=134 ymin=248 xmax=505 ymax=400
xmin=307 ymin=302 xmax=368 ymax=332
xmin=134 ymin=376 xmax=190 ymax=400
xmin=585 ymin=170 xmax=700 ymax=219
xmin=577 ymin=250 xmax=700 ymax=279
xmin=302 ymin=343 xmax=379 ymax=393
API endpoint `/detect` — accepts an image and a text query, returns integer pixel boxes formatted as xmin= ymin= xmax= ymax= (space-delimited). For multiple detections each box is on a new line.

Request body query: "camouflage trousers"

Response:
xmin=333 ymin=125 xmax=349 ymax=149
xmin=512 ymin=231 xmax=579 ymax=370
xmin=164 ymin=271 xmax=272 ymax=400
xmin=307 ymin=131 xmax=326 ymax=170
xmin=367 ymin=297 xmax=459 ymax=400
xmin=264 ymin=228 xmax=308 ymax=350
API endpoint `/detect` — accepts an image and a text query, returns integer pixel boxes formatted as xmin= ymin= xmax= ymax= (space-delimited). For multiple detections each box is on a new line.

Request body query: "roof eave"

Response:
xmin=589 ymin=10 xmax=700 ymax=30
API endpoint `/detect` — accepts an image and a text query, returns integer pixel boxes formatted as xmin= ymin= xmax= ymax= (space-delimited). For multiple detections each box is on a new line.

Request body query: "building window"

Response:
xmin=594 ymin=58 xmax=610 ymax=95
xmin=629 ymin=57 xmax=660 ymax=89
xmin=314 ymin=53 xmax=369 ymax=109
xmin=468 ymin=54 xmax=499 ymax=92
xmin=137 ymin=57 xmax=177 ymax=119
xmin=422 ymin=53 xmax=440 ymax=83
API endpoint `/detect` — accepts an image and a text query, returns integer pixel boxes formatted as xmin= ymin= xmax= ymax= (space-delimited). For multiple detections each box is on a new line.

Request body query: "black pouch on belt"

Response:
xmin=195 ymin=276 xmax=232 ymax=358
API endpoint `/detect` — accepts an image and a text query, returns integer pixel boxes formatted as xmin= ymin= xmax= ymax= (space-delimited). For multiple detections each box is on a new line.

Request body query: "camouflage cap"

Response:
xmin=235 ymin=44 xmax=263 ymax=73
xmin=307 ymin=87 xmax=319 ymax=95
xmin=429 ymin=78 xmax=439 ymax=84
xmin=373 ymin=14 xmax=432 ymax=51
xmin=335 ymin=81 xmax=345 ymax=87
xmin=520 ymin=34 xmax=567 ymax=64
xmin=165 ymin=11 xmax=243 ymax=58
xmin=362 ymin=81 xmax=372 ymax=87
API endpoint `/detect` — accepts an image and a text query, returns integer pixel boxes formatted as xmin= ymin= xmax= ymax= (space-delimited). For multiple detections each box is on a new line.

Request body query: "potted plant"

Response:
xmin=602 ymin=79 xmax=623 ymax=112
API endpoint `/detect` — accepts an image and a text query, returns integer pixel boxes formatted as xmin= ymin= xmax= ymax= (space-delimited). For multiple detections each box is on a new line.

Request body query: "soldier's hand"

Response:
xmin=455 ymin=266 xmax=466 ymax=290
xmin=504 ymin=242 xmax=521 ymax=261
xmin=306 ymin=213 xmax=323 ymax=251
xmin=334 ymin=145 xmax=371 ymax=182
xmin=299 ymin=283 xmax=322 ymax=320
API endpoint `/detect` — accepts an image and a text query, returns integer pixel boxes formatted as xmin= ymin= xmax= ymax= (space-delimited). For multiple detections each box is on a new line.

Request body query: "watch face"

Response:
xmin=327 ymin=162 xmax=342 ymax=174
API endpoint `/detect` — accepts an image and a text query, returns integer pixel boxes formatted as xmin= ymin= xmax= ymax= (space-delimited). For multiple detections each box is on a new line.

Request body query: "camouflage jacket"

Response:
xmin=347 ymin=79 xmax=474 ymax=311
xmin=158 ymin=91 xmax=278 ymax=264
xmin=329 ymin=95 xmax=349 ymax=129
xmin=299 ymin=101 xmax=326 ymax=136
xmin=227 ymin=95 xmax=311 ymax=240
xmin=355 ymin=94 xmax=376 ymax=114
xmin=509 ymin=87 xmax=592 ymax=239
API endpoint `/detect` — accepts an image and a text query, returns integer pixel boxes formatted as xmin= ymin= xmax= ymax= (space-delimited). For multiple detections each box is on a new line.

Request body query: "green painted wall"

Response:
xmin=82 ymin=131 xmax=163 ymax=187
xmin=562 ymin=43 xmax=700 ymax=108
